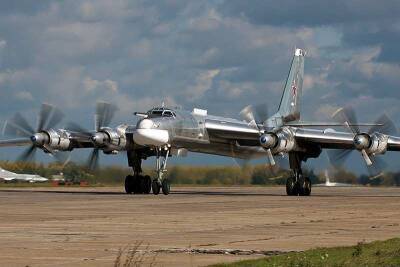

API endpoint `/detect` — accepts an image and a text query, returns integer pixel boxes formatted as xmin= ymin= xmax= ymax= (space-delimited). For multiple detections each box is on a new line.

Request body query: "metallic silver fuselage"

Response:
xmin=129 ymin=107 xmax=400 ymax=160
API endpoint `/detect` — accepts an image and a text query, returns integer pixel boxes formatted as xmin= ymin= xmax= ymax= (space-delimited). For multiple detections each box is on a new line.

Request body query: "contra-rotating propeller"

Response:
xmin=66 ymin=101 xmax=118 ymax=170
xmin=238 ymin=103 xmax=277 ymax=167
xmin=3 ymin=103 xmax=67 ymax=162
xmin=328 ymin=106 xmax=397 ymax=176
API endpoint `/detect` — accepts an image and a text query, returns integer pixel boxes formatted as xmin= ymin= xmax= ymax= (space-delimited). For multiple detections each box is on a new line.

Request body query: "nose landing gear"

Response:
xmin=154 ymin=147 xmax=170 ymax=195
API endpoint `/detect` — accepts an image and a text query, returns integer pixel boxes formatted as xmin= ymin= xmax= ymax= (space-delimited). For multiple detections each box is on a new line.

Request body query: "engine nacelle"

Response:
xmin=272 ymin=127 xmax=296 ymax=153
xmin=259 ymin=133 xmax=278 ymax=149
xmin=365 ymin=133 xmax=388 ymax=155
xmin=260 ymin=127 xmax=296 ymax=153
xmin=353 ymin=133 xmax=388 ymax=155
xmin=31 ymin=129 xmax=72 ymax=151
xmin=92 ymin=125 xmax=127 ymax=151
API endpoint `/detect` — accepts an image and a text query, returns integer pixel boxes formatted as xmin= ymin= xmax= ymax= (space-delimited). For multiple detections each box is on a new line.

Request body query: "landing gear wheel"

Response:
xmin=162 ymin=179 xmax=170 ymax=195
xmin=138 ymin=175 xmax=146 ymax=194
xmin=124 ymin=175 xmax=134 ymax=194
xmin=152 ymin=180 xmax=160 ymax=195
xmin=286 ymin=176 xmax=297 ymax=196
xmin=143 ymin=175 xmax=152 ymax=194
xmin=133 ymin=175 xmax=142 ymax=194
xmin=299 ymin=177 xmax=311 ymax=196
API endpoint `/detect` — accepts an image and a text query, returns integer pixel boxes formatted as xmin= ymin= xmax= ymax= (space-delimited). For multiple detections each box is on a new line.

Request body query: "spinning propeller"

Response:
xmin=238 ymin=103 xmax=278 ymax=167
xmin=328 ymin=106 xmax=397 ymax=176
xmin=66 ymin=101 xmax=118 ymax=170
xmin=240 ymin=103 xmax=289 ymax=176
xmin=3 ymin=103 xmax=68 ymax=162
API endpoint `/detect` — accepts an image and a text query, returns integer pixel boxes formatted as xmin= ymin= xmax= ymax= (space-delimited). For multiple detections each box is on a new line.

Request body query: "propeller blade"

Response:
xmin=332 ymin=106 xmax=360 ymax=134
xmin=52 ymin=151 xmax=71 ymax=165
xmin=37 ymin=103 xmax=54 ymax=131
xmin=254 ymin=103 xmax=269 ymax=125
xmin=265 ymin=153 xmax=289 ymax=177
xmin=367 ymin=156 xmax=387 ymax=178
xmin=239 ymin=105 xmax=256 ymax=124
xmin=87 ymin=148 xmax=100 ymax=170
xmin=368 ymin=114 xmax=398 ymax=136
xmin=45 ymin=105 xmax=65 ymax=130
xmin=240 ymin=103 xmax=269 ymax=126
xmin=37 ymin=103 xmax=65 ymax=131
xmin=229 ymin=142 xmax=250 ymax=169
xmin=266 ymin=149 xmax=275 ymax=166
xmin=17 ymin=145 xmax=37 ymax=162
xmin=361 ymin=149 xmax=372 ymax=166
xmin=326 ymin=149 xmax=352 ymax=167
xmin=65 ymin=122 xmax=92 ymax=138
xmin=4 ymin=113 xmax=35 ymax=137
xmin=95 ymin=102 xmax=117 ymax=131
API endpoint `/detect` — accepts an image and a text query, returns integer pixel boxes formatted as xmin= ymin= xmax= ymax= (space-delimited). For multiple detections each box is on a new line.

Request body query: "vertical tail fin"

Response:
xmin=277 ymin=48 xmax=305 ymax=123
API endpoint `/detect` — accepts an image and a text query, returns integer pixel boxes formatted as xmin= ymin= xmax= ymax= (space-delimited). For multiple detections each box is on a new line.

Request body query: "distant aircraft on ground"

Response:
xmin=0 ymin=167 xmax=48 ymax=183
xmin=1 ymin=48 xmax=399 ymax=196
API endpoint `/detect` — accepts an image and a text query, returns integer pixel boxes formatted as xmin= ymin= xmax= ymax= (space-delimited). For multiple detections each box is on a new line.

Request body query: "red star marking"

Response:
xmin=292 ymin=85 xmax=297 ymax=96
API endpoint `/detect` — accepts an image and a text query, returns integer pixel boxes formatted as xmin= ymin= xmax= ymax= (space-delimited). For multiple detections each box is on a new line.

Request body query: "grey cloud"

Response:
xmin=218 ymin=0 xmax=400 ymax=27
xmin=0 ymin=1 xmax=51 ymax=15
xmin=219 ymin=0 xmax=400 ymax=64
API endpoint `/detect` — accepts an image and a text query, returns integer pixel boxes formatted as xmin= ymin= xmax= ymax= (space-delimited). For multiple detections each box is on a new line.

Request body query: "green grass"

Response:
xmin=211 ymin=238 xmax=400 ymax=267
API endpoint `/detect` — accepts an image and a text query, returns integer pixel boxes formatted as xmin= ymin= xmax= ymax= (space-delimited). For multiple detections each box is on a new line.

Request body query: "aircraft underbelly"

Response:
xmin=173 ymin=139 xmax=266 ymax=159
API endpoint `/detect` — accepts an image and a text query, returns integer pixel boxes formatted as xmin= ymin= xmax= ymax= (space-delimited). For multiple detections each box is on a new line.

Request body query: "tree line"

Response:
xmin=1 ymin=161 xmax=400 ymax=186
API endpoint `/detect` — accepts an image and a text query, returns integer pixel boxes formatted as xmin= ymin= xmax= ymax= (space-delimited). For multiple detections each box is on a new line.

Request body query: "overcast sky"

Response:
xmin=0 ymin=0 xmax=400 ymax=171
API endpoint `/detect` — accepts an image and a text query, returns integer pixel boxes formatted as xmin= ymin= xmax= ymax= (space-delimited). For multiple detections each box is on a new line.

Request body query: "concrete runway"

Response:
xmin=0 ymin=186 xmax=399 ymax=266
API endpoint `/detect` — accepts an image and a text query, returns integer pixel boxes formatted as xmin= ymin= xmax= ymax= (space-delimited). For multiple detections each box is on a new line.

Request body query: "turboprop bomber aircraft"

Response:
xmin=1 ymin=48 xmax=400 ymax=196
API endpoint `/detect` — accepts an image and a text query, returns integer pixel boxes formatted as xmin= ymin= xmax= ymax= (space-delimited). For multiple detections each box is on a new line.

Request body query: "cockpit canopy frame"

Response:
xmin=147 ymin=107 xmax=176 ymax=118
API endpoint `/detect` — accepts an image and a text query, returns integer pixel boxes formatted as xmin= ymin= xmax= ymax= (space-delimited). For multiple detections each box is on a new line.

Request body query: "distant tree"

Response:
xmin=251 ymin=166 xmax=269 ymax=185
xmin=334 ymin=168 xmax=358 ymax=184
xmin=358 ymin=175 xmax=370 ymax=185
xmin=370 ymin=176 xmax=383 ymax=186
xmin=393 ymin=173 xmax=400 ymax=186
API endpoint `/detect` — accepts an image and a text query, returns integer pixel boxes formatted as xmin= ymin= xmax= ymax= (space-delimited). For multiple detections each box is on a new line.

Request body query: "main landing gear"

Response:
xmin=125 ymin=147 xmax=171 ymax=195
xmin=125 ymin=174 xmax=152 ymax=194
xmin=286 ymin=152 xmax=312 ymax=196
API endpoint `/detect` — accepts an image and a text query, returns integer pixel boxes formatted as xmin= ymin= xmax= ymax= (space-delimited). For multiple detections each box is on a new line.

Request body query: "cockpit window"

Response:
xmin=162 ymin=111 xmax=174 ymax=117
xmin=148 ymin=108 xmax=175 ymax=118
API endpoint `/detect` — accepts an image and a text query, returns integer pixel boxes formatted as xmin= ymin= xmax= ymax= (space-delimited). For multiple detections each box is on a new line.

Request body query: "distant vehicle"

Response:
xmin=0 ymin=167 xmax=48 ymax=183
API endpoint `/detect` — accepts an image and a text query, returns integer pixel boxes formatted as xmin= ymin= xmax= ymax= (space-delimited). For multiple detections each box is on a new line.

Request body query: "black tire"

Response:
xmin=133 ymin=175 xmax=142 ymax=194
xmin=138 ymin=175 xmax=146 ymax=194
xmin=286 ymin=176 xmax=297 ymax=196
xmin=124 ymin=175 xmax=134 ymax=194
xmin=152 ymin=180 xmax=160 ymax=195
xmin=143 ymin=175 xmax=152 ymax=194
xmin=162 ymin=179 xmax=170 ymax=195
xmin=299 ymin=176 xmax=312 ymax=196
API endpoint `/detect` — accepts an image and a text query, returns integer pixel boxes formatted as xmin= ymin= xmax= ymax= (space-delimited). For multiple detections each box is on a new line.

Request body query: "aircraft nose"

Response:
xmin=133 ymin=119 xmax=169 ymax=146
xmin=137 ymin=119 xmax=154 ymax=129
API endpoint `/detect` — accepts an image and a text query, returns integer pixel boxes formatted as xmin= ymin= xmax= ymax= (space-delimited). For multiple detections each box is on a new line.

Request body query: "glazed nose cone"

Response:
xmin=133 ymin=119 xmax=169 ymax=146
